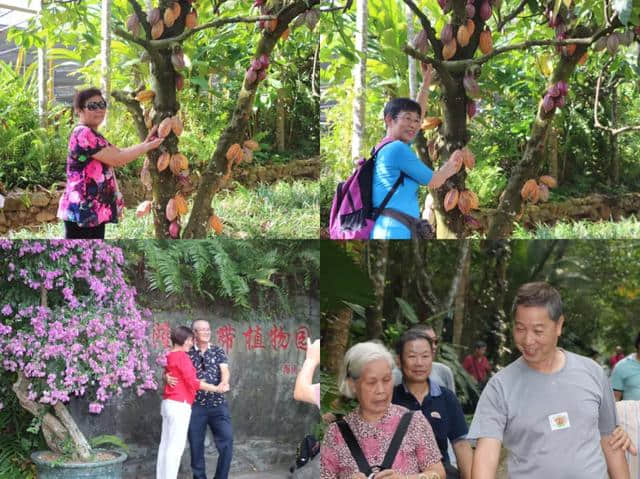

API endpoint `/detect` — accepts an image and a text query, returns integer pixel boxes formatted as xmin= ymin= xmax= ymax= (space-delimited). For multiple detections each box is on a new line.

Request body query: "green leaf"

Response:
xmin=395 ymin=297 xmax=419 ymax=324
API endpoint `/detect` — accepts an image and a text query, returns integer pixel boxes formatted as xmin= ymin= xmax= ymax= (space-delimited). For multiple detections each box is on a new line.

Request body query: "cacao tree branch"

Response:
xmin=127 ymin=0 xmax=151 ymax=39
xmin=594 ymin=60 xmax=640 ymax=136
xmin=443 ymin=22 xmax=620 ymax=73
xmin=183 ymin=0 xmax=319 ymax=238
xmin=485 ymin=28 xmax=592 ymax=238
xmin=114 ymin=27 xmax=153 ymax=51
xmin=149 ymin=14 xmax=277 ymax=48
xmin=402 ymin=0 xmax=440 ymax=56
xmin=112 ymin=90 xmax=148 ymax=141
xmin=497 ymin=0 xmax=528 ymax=31
xmin=404 ymin=46 xmax=456 ymax=91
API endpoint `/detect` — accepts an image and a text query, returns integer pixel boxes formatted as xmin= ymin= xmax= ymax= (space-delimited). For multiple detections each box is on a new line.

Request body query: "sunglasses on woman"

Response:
xmin=85 ymin=100 xmax=107 ymax=111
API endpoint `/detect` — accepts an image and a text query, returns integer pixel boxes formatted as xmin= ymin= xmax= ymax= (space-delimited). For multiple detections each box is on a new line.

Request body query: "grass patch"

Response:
xmin=511 ymin=216 xmax=640 ymax=239
xmin=6 ymin=179 xmax=319 ymax=239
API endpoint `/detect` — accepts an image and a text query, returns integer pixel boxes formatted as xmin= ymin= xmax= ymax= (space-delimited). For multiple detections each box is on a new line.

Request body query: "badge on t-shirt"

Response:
xmin=431 ymin=411 xmax=441 ymax=419
xmin=548 ymin=412 xmax=571 ymax=431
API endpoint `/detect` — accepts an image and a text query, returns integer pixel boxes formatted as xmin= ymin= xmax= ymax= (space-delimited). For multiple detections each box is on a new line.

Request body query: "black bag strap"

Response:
xmin=335 ymin=411 xmax=414 ymax=475
xmin=336 ymin=419 xmax=372 ymax=475
xmin=368 ymin=139 xmax=413 ymax=221
xmin=373 ymin=173 xmax=405 ymax=220
xmin=381 ymin=411 xmax=414 ymax=470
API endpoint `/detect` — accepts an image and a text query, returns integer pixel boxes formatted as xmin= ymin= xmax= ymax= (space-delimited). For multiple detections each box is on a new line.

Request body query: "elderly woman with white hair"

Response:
xmin=321 ymin=341 xmax=445 ymax=479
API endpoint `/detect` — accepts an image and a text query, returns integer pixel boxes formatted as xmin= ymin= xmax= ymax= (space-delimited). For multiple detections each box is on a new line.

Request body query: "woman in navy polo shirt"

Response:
xmin=393 ymin=329 xmax=473 ymax=479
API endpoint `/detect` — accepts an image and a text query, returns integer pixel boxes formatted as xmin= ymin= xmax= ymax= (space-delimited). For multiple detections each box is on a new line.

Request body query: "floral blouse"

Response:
xmin=321 ymin=404 xmax=442 ymax=479
xmin=57 ymin=125 xmax=123 ymax=228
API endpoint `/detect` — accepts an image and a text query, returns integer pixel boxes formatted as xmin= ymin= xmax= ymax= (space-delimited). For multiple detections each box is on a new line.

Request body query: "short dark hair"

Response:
xmin=474 ymin=340 xmax=487 ymax=349
xmin=635 ymin=333 xmax=640 ymax=351
xmin=512 ymin=282 xmax=563 ymax=322
xmin=73 ymin=87 xmax=104 ymax=112
xmin=410 ymin=324 xmax=434 ymax=334
xmin=171 ymin=326 xmax=194 ymax=346
xmin=395 ymin=329 xmax=433 ymax=358
xmin=383 ymin=97 xmax=422 ymax=121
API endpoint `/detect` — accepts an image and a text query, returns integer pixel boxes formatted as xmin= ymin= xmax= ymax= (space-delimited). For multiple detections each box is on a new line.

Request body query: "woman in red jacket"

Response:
xmin=157 ymin=326 xmax=228 ymax=479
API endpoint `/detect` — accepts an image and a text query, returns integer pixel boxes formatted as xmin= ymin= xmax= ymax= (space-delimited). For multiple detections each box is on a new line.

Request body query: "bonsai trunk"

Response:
xmin=13 ymin=374 xmax=92 ymax=461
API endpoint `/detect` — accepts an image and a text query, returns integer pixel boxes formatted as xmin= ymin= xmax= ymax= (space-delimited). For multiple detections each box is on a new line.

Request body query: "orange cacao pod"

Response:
xmin=444 ymin=188 xmax=460 ymax=211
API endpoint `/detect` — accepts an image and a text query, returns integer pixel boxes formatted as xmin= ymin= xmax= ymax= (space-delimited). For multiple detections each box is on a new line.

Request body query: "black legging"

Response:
xmin=64 ymin=221 xmax=105 ymax=239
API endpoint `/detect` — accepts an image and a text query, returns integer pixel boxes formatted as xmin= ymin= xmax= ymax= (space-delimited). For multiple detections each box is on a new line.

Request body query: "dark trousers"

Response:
xmin=64 ymin=221 xmax=105 ymax=239
xmin=188 ymin=403 xmax=233 ymax=479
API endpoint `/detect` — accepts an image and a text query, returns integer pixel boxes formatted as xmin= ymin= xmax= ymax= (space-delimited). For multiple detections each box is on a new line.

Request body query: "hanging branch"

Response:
xmin=594 ymin=59 xmax=640 ymax=136
xmin=128 ymin=0 xmax=151 ymax=39
xmin=111 ymin=90 xmax=148 ymax=141
xmin=405 ymin=22 xmax=620 ymax=74
xmin=402 ymin=0 xmax=439 ymax=54
xmin=496 ymin=0 xmax=529 ymax=31
xmin=149 ymin=14 xmax=277 ymax=47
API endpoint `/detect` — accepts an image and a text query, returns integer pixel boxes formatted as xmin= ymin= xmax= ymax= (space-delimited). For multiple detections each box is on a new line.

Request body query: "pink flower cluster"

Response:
xmin=0 ymin=240 xmax=157 ymax=414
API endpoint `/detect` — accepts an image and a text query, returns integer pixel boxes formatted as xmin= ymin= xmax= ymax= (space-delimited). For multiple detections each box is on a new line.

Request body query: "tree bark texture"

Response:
xmin=351 ymin=0 xmax=367 ymax=161
xmin=324 ymin=308 xmax=353 ymax=375
xmin=366 ymin=241 xmax=388 ymax=340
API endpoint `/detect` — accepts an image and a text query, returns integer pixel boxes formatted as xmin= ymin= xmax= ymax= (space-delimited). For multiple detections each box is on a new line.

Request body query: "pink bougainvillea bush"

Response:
xmin=0 ymin=240 xmax=157 ymax=414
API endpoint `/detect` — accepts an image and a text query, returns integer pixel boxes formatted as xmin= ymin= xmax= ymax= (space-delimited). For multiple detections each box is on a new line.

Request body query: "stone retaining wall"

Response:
xmin=0 ymin=157 xmax=320 ymax=234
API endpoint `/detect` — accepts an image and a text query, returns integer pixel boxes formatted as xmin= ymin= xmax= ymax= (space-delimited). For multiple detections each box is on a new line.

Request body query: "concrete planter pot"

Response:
xmin=31 ymin=450 xmax=127 ymax=479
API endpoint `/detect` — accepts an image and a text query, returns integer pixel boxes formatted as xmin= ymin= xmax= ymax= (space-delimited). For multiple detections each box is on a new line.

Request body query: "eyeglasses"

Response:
xmin=85 ymin=101 xmax=107 ymax=111
xmin=396 ymin=114 xmax=420 ymax=125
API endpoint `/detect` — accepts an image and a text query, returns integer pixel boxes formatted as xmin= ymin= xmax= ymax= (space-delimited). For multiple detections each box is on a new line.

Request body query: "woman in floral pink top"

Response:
xmin=322 ymin=342 xmax=444 ymax=479
xmin=57 ymin=88 xmax=164 ymax=239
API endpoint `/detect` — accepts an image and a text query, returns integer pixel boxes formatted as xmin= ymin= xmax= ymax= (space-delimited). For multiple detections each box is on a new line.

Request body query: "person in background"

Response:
xmin=611 ymin=345 xmax=627 ymax=370
xmin=462 ymin=341 xmax=491 ymax=386
xmin=166 ymin=320 xmax=232 ymax=479
xmin=393 ymin=330 xmax=472 ymax=479
xmin=612 ymin=334 xmax=640 ymax=401
xmin=156 ymin=326 xmax=226 ymax=479
xmin=294 ymin=337 xmax=320 ymax=408
xmin=411 ymin=324 xmax=456 ymax=392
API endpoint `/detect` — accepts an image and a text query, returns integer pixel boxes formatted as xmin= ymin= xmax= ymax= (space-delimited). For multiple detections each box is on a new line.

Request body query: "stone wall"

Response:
xmin=0 ymin=157 xmax=320 ymax=234
xmin=67 ymin=294 xmax=320 ymax=477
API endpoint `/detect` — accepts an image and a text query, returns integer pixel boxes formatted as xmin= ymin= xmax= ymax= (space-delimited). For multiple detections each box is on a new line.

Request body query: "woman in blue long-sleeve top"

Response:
xmin=371 ymin=64 xmax=462 ymax=239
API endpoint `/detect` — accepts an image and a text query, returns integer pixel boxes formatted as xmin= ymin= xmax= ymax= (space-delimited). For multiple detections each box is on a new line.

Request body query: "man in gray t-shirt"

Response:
xmin=468 ymin=282 xmax=629 ymax=479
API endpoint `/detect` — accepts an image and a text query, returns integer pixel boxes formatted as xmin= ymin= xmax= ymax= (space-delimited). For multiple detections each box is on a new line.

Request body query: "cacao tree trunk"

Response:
xmin=486 ymin=36 xmax=589 ymax=238
xmin=351 ymin=0 xmax=367 ymax=161
xmin=149 ymin=48 xmax=181 ymax=238
xmin=183 ymin=0 xmax=319 ymax=238
xmin=324 ymin=308 xmax=353 ymax=375
xmin=433 ymin=81 xmax=469 ymax=238
xmin=548 ymin=127 xmax=558 ymax=181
